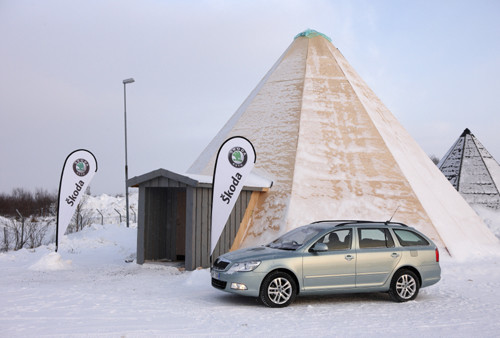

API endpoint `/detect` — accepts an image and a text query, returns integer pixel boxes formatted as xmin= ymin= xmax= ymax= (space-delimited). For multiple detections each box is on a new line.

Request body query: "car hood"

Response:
xmin=219 ymin=246 xmax=294 ymax=263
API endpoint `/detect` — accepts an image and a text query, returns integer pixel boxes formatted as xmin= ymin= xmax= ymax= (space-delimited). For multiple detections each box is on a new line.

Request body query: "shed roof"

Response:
xmin=128 ymin=168 xmax=272 ymax=192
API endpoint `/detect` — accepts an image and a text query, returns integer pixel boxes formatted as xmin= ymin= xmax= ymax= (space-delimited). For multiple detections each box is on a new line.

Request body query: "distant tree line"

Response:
xmin=0 ymin=188 xmax=57 ymax=217
xmin=429 ymin=154 xmax=440 ymax=165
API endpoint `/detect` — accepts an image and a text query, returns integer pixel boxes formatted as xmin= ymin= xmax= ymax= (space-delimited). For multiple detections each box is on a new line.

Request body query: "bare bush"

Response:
xmin=1 ymin=216 xmax=55 ymax=251
xmin=429 ymin=154 xmax=440 ymax=165
xmin=3 ymin=218 xmax=28 ymax=250
xmin=1 ymin=223 xmax=9 ymax=252
xmin=0 ymin=188 xmax=57 ymax=217
xmin=67 ymin=193 xmax=93 ymax=234
xmin=25 ymin=217 xmax=53 ymax=249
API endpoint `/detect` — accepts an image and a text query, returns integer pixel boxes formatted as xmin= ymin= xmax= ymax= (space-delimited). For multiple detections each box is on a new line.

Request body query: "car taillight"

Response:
xmin=435 ymin=248 xmax=440 ymax=262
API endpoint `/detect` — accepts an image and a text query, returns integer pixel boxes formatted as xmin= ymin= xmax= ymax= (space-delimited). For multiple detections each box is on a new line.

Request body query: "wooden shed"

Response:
xmin=128 ymin=169 xmax=271 ymax=270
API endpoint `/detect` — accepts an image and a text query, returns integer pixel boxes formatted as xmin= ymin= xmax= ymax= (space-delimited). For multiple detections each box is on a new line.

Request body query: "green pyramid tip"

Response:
xmin=294 ymin=29 xmax=331 ymax=42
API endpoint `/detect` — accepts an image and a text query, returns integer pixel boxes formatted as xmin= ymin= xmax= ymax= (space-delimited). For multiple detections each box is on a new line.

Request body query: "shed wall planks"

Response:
xmin=143 ymin=188 xmax=168 ymax=260
xmin=185 ymin=187 xmax=196 ymax=271
xmin=136 ymin=186 xmax=146 ymax=264
xmin=134 ymin=175 xmax=254 ymax=270
xmin=201 ymin=188 xmax=211 ymax=268
xmin=185 ymin=188 xmax=252 ymax=270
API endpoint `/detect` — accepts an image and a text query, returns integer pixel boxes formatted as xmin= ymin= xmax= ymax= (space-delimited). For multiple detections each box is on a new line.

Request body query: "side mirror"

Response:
xmin=311 ymin=242 xmax=328 ymax=252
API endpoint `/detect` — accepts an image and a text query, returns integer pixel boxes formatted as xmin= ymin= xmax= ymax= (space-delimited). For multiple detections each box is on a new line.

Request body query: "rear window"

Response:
xmin=393 ymin=229 xmax=429 ymax=247
xmin=358 ymin=228 xmax=394 ymax=248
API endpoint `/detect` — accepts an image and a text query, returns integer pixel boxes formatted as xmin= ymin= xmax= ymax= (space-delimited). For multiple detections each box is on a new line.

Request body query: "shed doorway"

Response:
xmin=144 ymin=187 xmax=186 ymax=262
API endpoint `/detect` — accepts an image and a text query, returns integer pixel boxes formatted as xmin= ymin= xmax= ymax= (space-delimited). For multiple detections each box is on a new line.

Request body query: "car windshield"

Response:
xmin=267 ymin=225 xmax=322 ymax=250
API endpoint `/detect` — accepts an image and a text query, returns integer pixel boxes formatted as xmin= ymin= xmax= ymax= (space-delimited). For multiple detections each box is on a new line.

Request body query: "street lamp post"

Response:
xmin=123 ymin=78 xmax=135 ymax=228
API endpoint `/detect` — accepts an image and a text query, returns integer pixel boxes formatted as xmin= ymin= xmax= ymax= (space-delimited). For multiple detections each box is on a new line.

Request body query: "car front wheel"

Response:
xmin=260 ymin=271 xmax=297 ymax=307
xmin=389 ymin=269 xmax=420 ymax=302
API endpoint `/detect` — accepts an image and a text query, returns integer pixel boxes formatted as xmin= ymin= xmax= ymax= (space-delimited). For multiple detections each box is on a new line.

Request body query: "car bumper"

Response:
xmin=211 ymin=268 xmax=266 ymax=297
xmin=420 ymin=264 xmax=441 ymax=288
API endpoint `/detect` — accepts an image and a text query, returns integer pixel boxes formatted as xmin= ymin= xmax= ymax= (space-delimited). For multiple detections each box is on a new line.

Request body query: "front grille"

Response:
xmin=212 ymin=278 xmax=227 ymax=290
xmin=213 ymin=258 xmax=230 ymax=270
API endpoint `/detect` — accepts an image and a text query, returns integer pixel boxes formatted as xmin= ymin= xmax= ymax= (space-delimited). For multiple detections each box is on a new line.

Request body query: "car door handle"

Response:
xmin=345 ymin=254 xmax=354 ymax=261
xmin=391 ymin=253 xmax=400 ymax=258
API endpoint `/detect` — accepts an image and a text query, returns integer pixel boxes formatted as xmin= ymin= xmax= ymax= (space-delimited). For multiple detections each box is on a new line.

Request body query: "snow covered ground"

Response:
xmin=1 ymin=221 xmax=500 ymax=337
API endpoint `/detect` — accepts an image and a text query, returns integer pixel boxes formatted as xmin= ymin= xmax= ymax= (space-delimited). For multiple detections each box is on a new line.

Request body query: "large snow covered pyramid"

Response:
xmin=188 ymin=30 xmax=498 ymax=258
xmin=439 ymin=128 xmax=500 ymax=209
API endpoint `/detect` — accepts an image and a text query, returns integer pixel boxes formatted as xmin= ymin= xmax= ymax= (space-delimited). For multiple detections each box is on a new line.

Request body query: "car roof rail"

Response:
xmin=312 ymin=220 xmax=378 ymax=225
xmin=384 ymin=221 xmax=408 ymax=227
xmin=312 ymin=220 xmax=364 ymax=224
xmin=311 ymin=220 xmax=409 ymax=227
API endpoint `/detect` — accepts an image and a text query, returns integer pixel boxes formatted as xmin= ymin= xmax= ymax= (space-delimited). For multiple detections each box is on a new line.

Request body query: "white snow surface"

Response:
xmin=474 ymin=205 xmax=500 ymax=240
xmin=1 ymin=222 xmax=500 ymax=337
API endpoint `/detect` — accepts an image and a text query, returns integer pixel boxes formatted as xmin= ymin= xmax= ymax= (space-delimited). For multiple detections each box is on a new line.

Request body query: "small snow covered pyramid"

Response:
xmin=439 ymin=128 xmax=500 ymax=209
xmin=189 ymin=30 xmax=498 ymax=258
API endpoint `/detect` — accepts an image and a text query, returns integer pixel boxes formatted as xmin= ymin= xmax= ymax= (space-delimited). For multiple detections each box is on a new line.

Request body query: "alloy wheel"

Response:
xmin=396 ymin=274 xmax=417 ymax=299
xmin=267 ymin=277 xmax=292 ymax=305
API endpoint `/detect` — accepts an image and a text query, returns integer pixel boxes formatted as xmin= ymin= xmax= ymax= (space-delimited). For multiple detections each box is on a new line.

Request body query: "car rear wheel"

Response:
xmin=389 ymin=269 xmax=420 ymax=302
xmin=260 ymin=271 xmax=297 ymax=308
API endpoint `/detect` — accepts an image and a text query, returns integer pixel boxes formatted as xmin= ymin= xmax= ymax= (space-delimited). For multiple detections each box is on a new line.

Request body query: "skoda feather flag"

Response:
xmin=56 ymin=149 xmax=98 ymax=252
xmin=211 ymin=137 xmax=256 ymax=255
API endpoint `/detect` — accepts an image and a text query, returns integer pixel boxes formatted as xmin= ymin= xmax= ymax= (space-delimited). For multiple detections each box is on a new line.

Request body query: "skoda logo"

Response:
xmin=228 ymin=147 xmax=248 ymax=168
xmin=73 ymin=158 xmax=90 ymax=177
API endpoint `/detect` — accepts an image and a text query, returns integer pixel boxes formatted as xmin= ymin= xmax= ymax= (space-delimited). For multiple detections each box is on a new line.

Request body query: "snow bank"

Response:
xmin=184 ymin=268 xmax=211 ymax=287
xmin=29 ymin=252 xmax=72 ymax=271
xmin=0 ymin=215 xmax=9 ymax=227
xmin=473 ymin=205 xmax=500 ymax=239
xmin=80 ymin=191 xmax=139 ymax=225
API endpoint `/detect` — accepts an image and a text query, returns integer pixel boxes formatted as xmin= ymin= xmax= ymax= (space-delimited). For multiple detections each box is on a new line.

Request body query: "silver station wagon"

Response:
xmin=211 ymin=220 xmax=441 ymax=307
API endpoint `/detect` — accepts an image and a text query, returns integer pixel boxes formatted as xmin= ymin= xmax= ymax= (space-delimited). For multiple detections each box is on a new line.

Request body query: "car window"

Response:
xmin=393 ymin=229 xmax=429 ymax=247
xmin=316 ymin=229 xmax=352 ymax=251
xmin=358 ymin=228 xmax=395 ymax=248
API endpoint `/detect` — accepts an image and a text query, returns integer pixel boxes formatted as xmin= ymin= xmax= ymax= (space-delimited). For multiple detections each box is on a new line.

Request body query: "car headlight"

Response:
xmin=227 ymin=261 xmax=261 ymax=273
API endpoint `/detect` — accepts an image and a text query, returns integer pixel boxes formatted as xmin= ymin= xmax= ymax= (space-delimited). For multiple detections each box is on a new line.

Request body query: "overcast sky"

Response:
xmin=1 ymin=0 xmax=499 ymax=195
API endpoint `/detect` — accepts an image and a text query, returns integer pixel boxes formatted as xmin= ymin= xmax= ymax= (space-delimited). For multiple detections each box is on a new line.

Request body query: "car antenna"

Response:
xmin=386 ymin=206 xmax=400 ymax=224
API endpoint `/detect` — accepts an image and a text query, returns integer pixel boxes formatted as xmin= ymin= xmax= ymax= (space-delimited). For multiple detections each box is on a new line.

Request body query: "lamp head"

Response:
xmin=123 ymin=78 xmax=135 ymax=84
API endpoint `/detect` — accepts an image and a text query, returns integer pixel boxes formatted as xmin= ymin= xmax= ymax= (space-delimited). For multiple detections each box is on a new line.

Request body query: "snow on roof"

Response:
xmin=129 ymin=168 xmax=272 ymax=191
